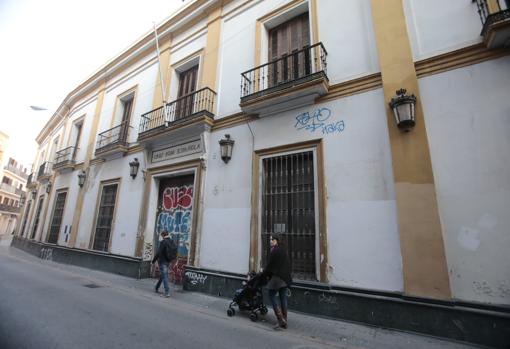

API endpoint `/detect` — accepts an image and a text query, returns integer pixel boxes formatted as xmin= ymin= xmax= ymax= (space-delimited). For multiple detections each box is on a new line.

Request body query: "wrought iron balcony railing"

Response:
xmin=96 ymin=121 xmax=129 ymax=152
xmin=53 ymin=146 xmax=76 ymax=169
xmin=473 ymin=0 xmax=510 ymax=36
xmin=37 ymin=161 xmax=52 ymax=179
xmin=139 ymin=87 xmax=216 ymax=135
xmin=240 ymin=42 xmax=328 ymax=100
xmin=0 ymin=203 xmax=20 ymax=214
xmin=26 ymin=173 xmax=34 ymax=186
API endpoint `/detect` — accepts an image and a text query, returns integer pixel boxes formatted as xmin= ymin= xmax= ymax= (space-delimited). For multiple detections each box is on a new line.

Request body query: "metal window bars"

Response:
xmin=96 ymin=122 xmax=129 ymax=151
xmin=54 ymin=146 xmax=76 ymax=167
xmin=473 ymin=0 xmax=510 ymax=31
xmin=261 ymin=151 xmax=316 ymax=281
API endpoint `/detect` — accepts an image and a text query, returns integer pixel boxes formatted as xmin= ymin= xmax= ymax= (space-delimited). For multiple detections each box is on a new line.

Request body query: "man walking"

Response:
xmin=152 ymin=231 xmax=177 ymax=297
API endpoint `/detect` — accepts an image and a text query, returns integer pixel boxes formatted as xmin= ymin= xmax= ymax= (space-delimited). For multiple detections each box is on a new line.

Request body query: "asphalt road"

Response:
xmin=0 ymin=243 xmax=479 ymax=349
xmin=0 ymin=247 xmax=337 ymax=349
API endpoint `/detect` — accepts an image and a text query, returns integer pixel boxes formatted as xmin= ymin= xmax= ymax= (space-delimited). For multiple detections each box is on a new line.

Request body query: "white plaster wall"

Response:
xmin=317 ymin=0 xmax=379 ymax=83
xmin=66 ymin=99 xmax=98 ymax=163
xmin=419 ymin=57 xmax=510 ymax=305
xmin=217 ymin=0 xmax=380 ymax=118
xmin=201 ymin=89 xmax=403 ymax=291
xmin=403 ymin=0 xmax=482 ymax=61
xmin=99 ymin=61 xmax=159 ymax=146
xmin=75 ymin=153 xmax=144 ymax=256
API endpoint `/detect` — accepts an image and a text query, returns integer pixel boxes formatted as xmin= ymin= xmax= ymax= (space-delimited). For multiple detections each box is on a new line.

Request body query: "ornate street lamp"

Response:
xmin=31 ymin=189 xmax=37 ymax=199
xmin=78 ymin=170 xmax=86 ymax=188
xmin=19 ymin=194 xmax=26 ymax=207
xmin=389 ymin=88 xmax=417 ymax=132
xmin=219 ymin=134 xmax=235 ymax=164
xmin=129 ymin=158 xmax=140 ymax=179
xmin=46 ymin=181 xmax=52 ymax=194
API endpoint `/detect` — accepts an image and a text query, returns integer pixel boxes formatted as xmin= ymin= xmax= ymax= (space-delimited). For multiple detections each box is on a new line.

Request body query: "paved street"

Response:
xmin=0 ymin=244 xmax=479 ymax=349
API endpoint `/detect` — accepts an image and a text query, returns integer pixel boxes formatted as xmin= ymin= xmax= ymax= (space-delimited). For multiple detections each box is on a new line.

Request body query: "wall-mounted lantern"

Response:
xmin=31 ymin=189 xmax=37 ymax=199
xmin=389 ymin=88 xmax=417 ymax=132
xmin=77 ymin=170 xmax=86 ymax=188
xmin=219 ymin=134 xmax=235 ymax=164
xmin=46 ymin=181 xmax=52 ymax=194
xmin=129 ymin=158 xmax=140 ymax=179
xmin=20 ymin=194 xmax=26 ymax=207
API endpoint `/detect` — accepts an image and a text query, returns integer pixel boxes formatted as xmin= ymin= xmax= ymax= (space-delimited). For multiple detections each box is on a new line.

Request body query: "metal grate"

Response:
xmin=261 ymin=151 xmax=316 ymax=281
xmin=93 ymin=183 xmax=118 ymax=252
xmin=47 ymin=192 xmax=67 ymax=244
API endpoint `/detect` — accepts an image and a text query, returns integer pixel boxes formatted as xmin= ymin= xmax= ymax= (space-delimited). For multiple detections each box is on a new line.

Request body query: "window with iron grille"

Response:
xmin=92 ymin=183 xmax=118 ymax=251
xmin=30 ymin=196 xmax=44 ymax=239
xmin=261 ymin=150 xmax=316 ymax=281
xmin=20 ymin=201 xmax=32 ymax=237
xmin=47 ymin=191 xmax=67 ymax=244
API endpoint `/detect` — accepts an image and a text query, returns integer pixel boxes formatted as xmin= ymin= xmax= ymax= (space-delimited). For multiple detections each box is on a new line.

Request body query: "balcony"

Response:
xmin=95 ymin=122 xmax=129 ymax=159
xmin=473 ymin=0 xmax=510 ymax=48
xmin=0 ymin=203 xmax=20 ymax=214
xmin=3 ymin=164 xmax=29 ymax=179
xmin=26 ymin=173 xmax=36 ymax=189
xmin=0 ymin=183 xmax=23 ymax=196
xmin=240 ymin=42 xmax=329 ymax=117
xmin=138 ymin=87 xmax=216 ymax=146
xmin=53 ymin=146 xmax=76 ymax=172
xmin=37 ymin=162 xmax=52 ymax=182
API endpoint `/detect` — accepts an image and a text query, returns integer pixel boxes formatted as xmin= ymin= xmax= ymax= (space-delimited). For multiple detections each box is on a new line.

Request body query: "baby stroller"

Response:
xmin=227 ymin=272 xmax=269 ymax=322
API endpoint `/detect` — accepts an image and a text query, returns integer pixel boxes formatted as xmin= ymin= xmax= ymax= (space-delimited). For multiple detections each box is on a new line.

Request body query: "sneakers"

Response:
xmin=154 ymin=286 xmax=160 ymax=294
xmin=163 ymin=293 xmax=170 ymax=298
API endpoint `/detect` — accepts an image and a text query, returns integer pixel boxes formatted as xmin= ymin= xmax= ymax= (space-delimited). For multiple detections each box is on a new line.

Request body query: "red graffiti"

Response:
xmin=162 ymin=185 xmax=193 ymax=211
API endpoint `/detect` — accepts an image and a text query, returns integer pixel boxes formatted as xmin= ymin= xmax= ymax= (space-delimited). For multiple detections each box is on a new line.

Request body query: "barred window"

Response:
xmin=30 ymin=196 xmax=44 ymax=239
xmin=92 ymin=183 xmax=118 ymax=252
xmin=20 ymin=201 xmax=32 ymax=237
xmin=261 ymin=151 xmax=316 ymax=281
xmin=47 ymin=191 xmax=67 ymax=244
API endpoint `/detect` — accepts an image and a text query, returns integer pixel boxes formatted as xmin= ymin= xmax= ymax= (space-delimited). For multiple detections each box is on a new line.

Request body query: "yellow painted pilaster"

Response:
xmin=68 ymin=82 xmax=106 ymax=248
xmin=201 ymin=4 xmax=222 ymax=90
xmin=152 ymin=38 xmax=172 ymax=109
xmin=487 ymin=0 xmax=501 ymax=13
xmin=371 ymin=0 xmax=451 ymax=299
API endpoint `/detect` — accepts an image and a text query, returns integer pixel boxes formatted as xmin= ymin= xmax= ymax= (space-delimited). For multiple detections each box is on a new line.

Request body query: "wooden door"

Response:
xmin=175 ymin=66 xmax=198 ymax=120
xmin=268 ymin=13 xmax=310 ymax=87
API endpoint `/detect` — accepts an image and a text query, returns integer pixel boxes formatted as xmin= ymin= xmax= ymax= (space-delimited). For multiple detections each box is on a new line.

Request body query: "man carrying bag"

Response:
xmin=152 ymin=230 xmax=178 ymax=297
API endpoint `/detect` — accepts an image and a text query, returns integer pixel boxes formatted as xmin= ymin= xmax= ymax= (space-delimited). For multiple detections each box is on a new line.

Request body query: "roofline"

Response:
xmin=36 ymin=0 xmax=217 ymax=143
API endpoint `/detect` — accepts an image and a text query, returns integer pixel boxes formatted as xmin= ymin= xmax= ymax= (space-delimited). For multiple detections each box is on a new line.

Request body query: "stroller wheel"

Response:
xmin=227 ymin=308 xmax=235 ymax=317
xmin=249 ymin=312 xmax=258 ymax=322
xmin=260 ymin=306 xmax=268 ymax=315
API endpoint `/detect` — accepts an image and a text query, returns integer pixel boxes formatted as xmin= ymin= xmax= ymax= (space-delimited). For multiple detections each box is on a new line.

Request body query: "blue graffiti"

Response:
xmin=294 ymin=107 xmax=345 ymax=135
xmin=156 ymin=209 xmax=191 ymax=255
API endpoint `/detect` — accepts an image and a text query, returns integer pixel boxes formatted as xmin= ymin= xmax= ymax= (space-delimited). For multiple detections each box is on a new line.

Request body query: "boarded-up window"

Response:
xmin=268 ymin=13 xmax=311 ymax=86
xmin=175 ymin=65 xmax=198 ymax=119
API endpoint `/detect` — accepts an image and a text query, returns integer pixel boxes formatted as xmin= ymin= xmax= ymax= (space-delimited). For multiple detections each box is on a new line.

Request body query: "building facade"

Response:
xmin=0 ymin=132 xmax=28 ymax=238
xmin=13 ymin=0 xmax=510 ymax=345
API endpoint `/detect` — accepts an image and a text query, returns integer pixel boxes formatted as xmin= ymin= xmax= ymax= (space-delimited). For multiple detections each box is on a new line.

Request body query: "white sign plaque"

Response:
xmin=151 ymin=139 xmax=202 ymax=163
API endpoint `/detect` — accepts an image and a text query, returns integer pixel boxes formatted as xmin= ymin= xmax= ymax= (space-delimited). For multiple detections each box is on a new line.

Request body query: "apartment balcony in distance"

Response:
xmin=37 ymin=162 xmax=52 ymax=182
xmin=138 ymin=87 xmax=216 ymax=147
xmin=0 ymin=203 xmax=20 ymax=215
xmin=240 ymin=42 xmax=329 ymax=117
xmin=26 ymin=173 xmax=36 ymax=189
xmin=473 ymin=0 xmax=510 ymax=48
xmin=53 ymin=146 xmax=76 ymax=172
xmin=95 ymin=122 xmax=129 ymax=159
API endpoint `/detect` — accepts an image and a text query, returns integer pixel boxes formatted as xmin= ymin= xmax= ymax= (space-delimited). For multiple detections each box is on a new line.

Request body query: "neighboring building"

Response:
xmin=13 ymin=0 xmax=510 ymax=346
xmin=0 ymin=132 xmax=29 ymax=237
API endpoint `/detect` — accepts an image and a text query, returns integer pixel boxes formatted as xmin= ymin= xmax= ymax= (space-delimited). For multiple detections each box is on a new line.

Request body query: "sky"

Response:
xmin=0 ymin=0 xmax=186 ymax=169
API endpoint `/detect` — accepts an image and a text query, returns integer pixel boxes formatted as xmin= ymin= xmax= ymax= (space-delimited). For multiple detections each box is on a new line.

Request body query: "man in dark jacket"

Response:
xmin=152 ymin=231 xmax=177 ymax=297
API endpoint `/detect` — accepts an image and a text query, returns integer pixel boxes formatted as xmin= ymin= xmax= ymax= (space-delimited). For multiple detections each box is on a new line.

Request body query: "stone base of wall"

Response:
xmin=183 ymin=266 xmax=510 ymax=348
xmin=11 ymin=236 xmax=151 ymax=279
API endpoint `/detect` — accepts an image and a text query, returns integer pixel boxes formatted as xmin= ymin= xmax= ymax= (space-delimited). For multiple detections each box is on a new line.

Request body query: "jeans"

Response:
xmin=155 ymin=262 xmax=170 ymax=295
xmin=268 ymin=287 xmax=288 ymax=311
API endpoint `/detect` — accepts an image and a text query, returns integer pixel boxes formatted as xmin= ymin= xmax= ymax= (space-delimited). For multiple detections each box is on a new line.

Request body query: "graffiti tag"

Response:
xmin=294 ymin=107 xmax=345 ymax=135
xmin=185 ymin=271 xmax=208 ymax=285
xmin=162 ymin=186 xmax=193 ymax=211
xmin=40 ymin=247 xmax=53 ymax=261
xmin=318 ymin=292 xmax=337 ymax=304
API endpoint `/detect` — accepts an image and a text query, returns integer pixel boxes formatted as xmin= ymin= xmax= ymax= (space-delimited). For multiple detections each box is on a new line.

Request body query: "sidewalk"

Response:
xmin=2 ymin=244 xmax=482 ymax=349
